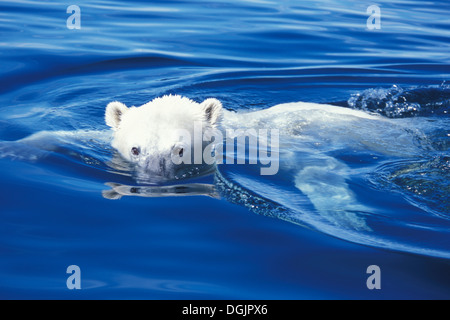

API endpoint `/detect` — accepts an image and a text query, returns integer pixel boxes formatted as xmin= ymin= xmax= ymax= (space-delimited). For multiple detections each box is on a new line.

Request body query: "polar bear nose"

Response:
xmin=142 ymin=155 xmax=167 ymax=174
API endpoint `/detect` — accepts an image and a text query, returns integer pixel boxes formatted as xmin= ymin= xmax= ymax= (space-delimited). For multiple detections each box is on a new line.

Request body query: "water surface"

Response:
xmin=0 ymin=0 xmax=449 ymax=299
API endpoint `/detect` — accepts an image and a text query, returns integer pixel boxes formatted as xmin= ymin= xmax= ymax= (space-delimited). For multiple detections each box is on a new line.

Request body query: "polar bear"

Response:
xmin=101 ymin=94 xmax=432 ymax=233
xmin=105 ymin=95 xmax=222 ymax=183
xmin=1 ymin=93 xmax=446 ymax=258
xmin=0 ymin=94 xmax=426 ymax=232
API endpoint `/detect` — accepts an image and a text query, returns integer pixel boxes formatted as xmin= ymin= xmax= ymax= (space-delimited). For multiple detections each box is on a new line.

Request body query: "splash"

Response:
xmin=347 ymin=83 xmax=450 ymax=118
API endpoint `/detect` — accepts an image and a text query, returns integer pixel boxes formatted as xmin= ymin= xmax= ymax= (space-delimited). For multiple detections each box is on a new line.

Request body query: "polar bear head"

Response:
xmin=105 ymin=95 xmax=222 ymax=183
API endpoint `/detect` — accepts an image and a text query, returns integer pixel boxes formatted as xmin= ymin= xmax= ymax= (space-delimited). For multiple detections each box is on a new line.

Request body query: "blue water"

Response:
xmin=0 ymin=0 xmax=449 ymax=299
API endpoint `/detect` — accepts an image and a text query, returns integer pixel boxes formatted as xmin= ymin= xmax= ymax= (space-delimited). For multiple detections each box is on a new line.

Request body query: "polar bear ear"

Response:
xmin=105 ymin=101 xmax=129 ymax=130
xmin=200 ymin=98 xmax=222 ymax=127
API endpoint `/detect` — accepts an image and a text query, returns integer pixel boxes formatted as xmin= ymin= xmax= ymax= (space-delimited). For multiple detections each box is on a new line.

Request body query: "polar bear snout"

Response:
xmin=137 ymin=152 xmax=172 ymax=177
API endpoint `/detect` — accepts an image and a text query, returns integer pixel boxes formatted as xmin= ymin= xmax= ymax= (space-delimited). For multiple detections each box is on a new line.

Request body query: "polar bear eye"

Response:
xmin=131 ymin=147 xmax=140 ymax=156
xmin=172 ymin=145 xmax=185 ymax=158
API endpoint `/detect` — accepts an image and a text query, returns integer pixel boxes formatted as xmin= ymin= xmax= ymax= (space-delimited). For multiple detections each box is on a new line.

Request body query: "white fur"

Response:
xmin=105 ymin=94 xmax=222 ymax=181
